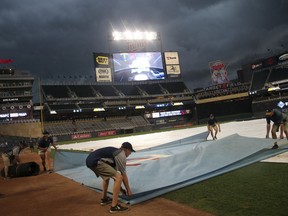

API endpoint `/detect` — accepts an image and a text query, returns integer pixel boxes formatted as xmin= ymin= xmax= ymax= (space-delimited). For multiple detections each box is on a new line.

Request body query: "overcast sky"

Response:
xmin=1 ymin=0 xmax=288 ymax=90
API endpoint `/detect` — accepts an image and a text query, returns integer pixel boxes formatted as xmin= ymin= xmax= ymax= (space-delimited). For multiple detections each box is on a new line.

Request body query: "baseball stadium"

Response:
xmin=1 ymin=31 xmax=288 ymax=215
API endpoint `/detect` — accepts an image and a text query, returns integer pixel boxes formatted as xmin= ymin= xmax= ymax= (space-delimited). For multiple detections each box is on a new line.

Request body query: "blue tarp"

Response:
xmin=54 ymin=132 xmax=288 ymax=205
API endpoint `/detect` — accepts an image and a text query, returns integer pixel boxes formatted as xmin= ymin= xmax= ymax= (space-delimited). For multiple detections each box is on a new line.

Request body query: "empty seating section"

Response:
xmin=139 ymin=83 xmax=162 ymax=95
xmin=40 ymin=81 xmax=190 ymax=136
xmin=128 ymin=99 xmax=148 ymax=105
xmin=106 ymin=116 xmax=149 ymax=129
xmin=68 ymin=85 xmax=95 ymax=97
xmin=42 ymin=82 xmax=189 ymax=99
xmin=45 ymin=121 xmax=76 ymax=135
xmin=78 ymin=103 xmax=103 ymax=110
xmin=44 ymin=120 xmax=109 ymax=135
xmin=267 ymin=68 xmax=288 ymax=83
xmin=108 ymin=117 xmax=134 ymax=129
xmin=42 ymin=85 xmax=70 ymax=98
xmin=43 ymin=116 xmax=151 ymax=136
xmin=129 ymin=116 xmax=150 ymax=127
xmin=114 ymin=85 xmax=141 ymax=96
xmin=75 ymin=120 xmax=113 ymax=133
xmin=161 ymin=82 xmax=188 ymax=93
xmin=105 ymin=100 xmax=127 ymax=106
xmin=92 ymin=85 xmax=117 ymax=97
xmin=49 ymin=104 xmax=79 ymax=111
xmin=250 ymin=69 xmax=270 ymax=91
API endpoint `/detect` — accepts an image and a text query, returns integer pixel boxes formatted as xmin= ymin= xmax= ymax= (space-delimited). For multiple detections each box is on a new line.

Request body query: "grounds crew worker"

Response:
xmin=86 ymin=142 xmax=135 ymax=213
xmin=1 ymin=141 xmax=28 ymax=179
xmin=38 ymin=130 xmax=58 ymax=173
xmin=207 ymin=113 xmax=221 ymax=140
xmin=266 ymin=109 xmax=288 ymax=149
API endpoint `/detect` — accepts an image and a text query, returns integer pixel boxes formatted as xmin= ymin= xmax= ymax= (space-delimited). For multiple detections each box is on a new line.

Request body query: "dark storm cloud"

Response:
xmin=1 ymin=0 xmax=288 ymax=89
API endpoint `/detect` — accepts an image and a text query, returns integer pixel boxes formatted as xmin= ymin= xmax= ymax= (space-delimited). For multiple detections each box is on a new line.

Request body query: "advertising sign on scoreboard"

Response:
xmin=93 ymin=53 xmax=113 ymax=82
xmin=95 ymin=68 xmax=112 ymax=82
xmin=164 ymin=52 xmax=181 ymax=78
xmin=166 ymin=65 xmax=181 ymax=74
xmin=164 ymin=52 xmax=180 ymax=64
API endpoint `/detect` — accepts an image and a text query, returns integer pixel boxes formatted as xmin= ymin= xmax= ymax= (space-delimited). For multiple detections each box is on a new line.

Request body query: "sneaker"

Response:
xmin=109 ymin=204 xmax=129 ymax=213
xmin=272 ymin=142 xmax=279 ymax=149
xmin=48 ymin=170 xmax=53 ymax=174
xmin=100 ymin=197 xmax=112 ymax=206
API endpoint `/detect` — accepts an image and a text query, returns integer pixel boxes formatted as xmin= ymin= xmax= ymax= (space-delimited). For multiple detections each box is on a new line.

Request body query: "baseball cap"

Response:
xmin=121 ymin=142 xmax=135 ymax=152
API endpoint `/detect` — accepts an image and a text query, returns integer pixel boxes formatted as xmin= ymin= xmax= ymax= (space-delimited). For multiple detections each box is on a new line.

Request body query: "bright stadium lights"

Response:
xmin=112 ymin=31 xmax=158 ymax=41
xmin=135 ymin=105 xmax=145 ymax=109
xmin=172 ymin=102 xmax=184 ymax=106
xmin=93 ymin=108 xmax=105 ymax=112
xmin=268 ymin=86 xmax=280 ymax=92
xmin=50 ymin=110 xmax=57 ymax=115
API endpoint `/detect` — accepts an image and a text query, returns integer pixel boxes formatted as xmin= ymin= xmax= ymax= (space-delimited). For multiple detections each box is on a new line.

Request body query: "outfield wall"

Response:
xmin=0 ymin=121 xmax=42 ymax=138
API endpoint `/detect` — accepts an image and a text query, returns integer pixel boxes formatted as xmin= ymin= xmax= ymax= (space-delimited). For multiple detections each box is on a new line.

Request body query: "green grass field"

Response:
xmin=163 ymin=162 xmax=288 ymax=216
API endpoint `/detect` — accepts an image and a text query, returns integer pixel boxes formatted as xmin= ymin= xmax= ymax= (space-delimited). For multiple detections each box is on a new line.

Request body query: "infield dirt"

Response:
xmin=0 ymin=149 xmax=213 ymax=216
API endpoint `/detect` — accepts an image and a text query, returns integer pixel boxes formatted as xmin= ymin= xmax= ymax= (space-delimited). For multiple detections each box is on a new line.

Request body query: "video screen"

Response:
xmin=112 ymin=52 xmax=165 ymax=82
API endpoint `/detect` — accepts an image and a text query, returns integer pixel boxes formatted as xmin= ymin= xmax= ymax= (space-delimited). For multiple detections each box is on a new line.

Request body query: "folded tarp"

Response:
xmin=54 ymin=133 xmax=288 ymax=205
xmin=1 ymin=162 xmax=40 ymax=178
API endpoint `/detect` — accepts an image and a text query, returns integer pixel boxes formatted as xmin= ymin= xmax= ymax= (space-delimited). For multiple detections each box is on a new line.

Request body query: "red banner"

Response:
xmin=98 ymin=130 xmax=116 ymax=137
xmin=0 ymin=59 xmax=14 ymax=64
xmin=71 ymin=133 xmax=92 ymax=140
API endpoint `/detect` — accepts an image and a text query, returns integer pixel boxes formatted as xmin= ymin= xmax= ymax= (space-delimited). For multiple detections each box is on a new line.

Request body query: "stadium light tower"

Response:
xmin=112 ymin=31 xmax=159 ymax=41
xmin=108 ymin=30 xmax=162 ymax=53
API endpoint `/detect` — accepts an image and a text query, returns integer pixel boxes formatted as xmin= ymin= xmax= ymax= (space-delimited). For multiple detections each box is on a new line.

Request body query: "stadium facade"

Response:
xmin=0 ymin=68 xmax=34 ymax=121
xmin=1 ymin=47 xmax=288 ymax=142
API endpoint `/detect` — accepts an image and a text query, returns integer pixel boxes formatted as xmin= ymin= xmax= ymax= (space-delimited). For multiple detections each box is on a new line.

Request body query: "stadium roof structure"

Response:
xmin=249 ymin=66 xmax=288 ymax=97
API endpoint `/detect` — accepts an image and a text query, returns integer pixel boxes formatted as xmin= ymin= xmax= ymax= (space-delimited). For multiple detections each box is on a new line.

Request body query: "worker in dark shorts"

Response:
xmin=38 ymin=130 xmax=58 ymax=173
xmin=86 ymin=142 xmax=135 ymax=213
xmin=207 ymin=114 xmax=221 ymax=140
xmin=266 ymin=109 xmax=288 ymax=149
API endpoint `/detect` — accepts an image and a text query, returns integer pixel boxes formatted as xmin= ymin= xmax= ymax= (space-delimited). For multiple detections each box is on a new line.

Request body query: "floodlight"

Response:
xmin=112 ymin=31 xmax=121 ymax=40
xmin=112 ymin=31 xmax=158 ymax=41
xmin=93 ymin=108 xmax=105 ymax=112
xmin=50 ymin=110 xmax=57 ymax=114
xmin=173 ymin=102 xmax=184 ymax=106
xmin=135 ymin=105 xmax=145 ymax=109
xmin=268 ymin=86 xmax=280 ymax=92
